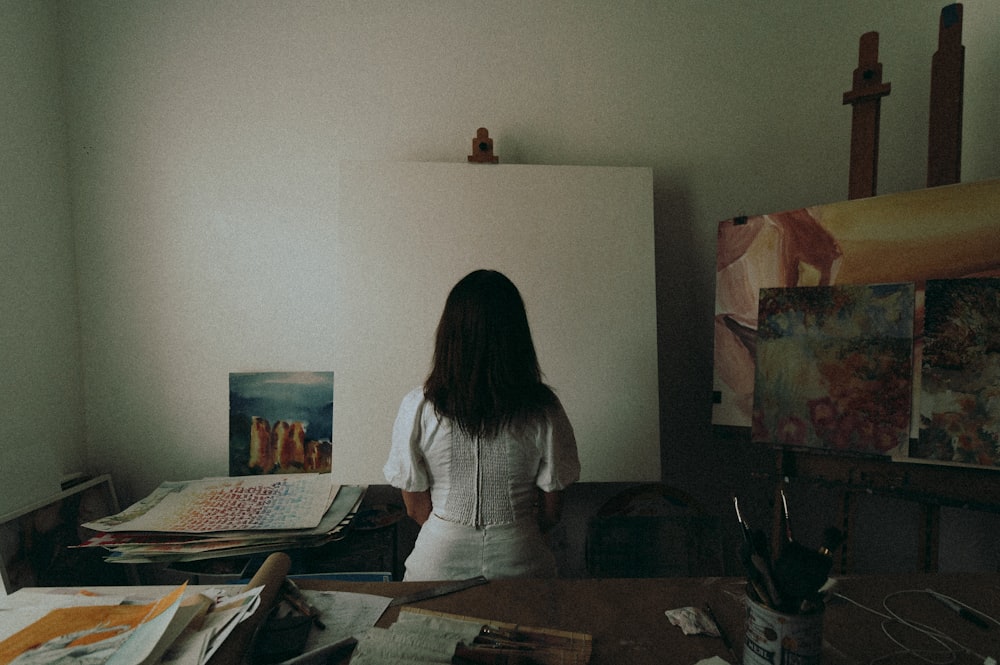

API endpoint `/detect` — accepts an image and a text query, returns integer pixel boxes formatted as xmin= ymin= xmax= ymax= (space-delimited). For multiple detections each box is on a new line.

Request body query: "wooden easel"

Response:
xmin=842 ymin=30 xmax=891 ymax=200
xmin=843 ymin=4 xmax=964 ymax=197
xmin=774 ymin=4 xmax=1000 ymax=574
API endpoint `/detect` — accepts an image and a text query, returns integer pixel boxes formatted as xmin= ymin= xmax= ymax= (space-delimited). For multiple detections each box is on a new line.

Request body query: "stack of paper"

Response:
xmin=0 ymin=583 xmax=263 ymax=665
xmin=76 ymin=475 xmax=365 ymax=564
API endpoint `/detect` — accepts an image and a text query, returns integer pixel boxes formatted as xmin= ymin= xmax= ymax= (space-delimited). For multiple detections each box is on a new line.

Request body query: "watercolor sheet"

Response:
xmin=229 ymin=372 xmax=334 ymax=476
xmin=83 ymin=474 xmax=338 ymax=534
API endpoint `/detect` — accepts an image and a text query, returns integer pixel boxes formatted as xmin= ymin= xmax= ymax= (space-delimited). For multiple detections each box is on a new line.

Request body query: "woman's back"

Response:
xmin=386 ymin=387 xmax=578 ymax=580
xmin=384 ymin=270 xmax=580 ymax=580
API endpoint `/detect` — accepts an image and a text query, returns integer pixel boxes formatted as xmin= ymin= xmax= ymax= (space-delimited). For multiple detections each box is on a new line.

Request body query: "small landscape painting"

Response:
xmin=229 ymin=372 xmax=334 ymax=476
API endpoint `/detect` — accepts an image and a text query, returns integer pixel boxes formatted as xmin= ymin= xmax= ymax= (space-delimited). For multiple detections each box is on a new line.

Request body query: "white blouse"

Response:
xmin=384 ymin=387 xmax=580 ymax=527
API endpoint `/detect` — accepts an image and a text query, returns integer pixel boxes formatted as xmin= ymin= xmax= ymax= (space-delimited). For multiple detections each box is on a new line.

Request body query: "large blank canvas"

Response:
xmin=332 ymin=161 xmax=659 ymax=484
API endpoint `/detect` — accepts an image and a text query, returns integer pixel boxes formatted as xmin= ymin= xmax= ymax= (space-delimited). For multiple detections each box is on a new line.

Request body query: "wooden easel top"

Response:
xmin=774 ymin=3 xmax=993 ymax=575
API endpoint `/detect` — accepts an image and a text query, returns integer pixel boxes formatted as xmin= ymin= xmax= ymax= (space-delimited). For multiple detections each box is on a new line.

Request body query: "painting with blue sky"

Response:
xmin=229 ymin=372 xmax=334 ymax=476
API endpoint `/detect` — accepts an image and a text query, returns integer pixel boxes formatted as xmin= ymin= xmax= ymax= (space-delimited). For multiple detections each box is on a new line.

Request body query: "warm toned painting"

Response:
xmin=229 ymin=372 xmax=334 ymax=476
xmin=752 ymin=283 xmax=914 ymax=455
xmin=714 ymin=178 xmax=1000 ymax=431
xmin=913 ymin=279 xmax=1000 ymax=468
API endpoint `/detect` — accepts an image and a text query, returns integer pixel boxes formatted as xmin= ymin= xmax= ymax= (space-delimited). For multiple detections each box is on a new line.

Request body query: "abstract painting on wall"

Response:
xmin=714 ymin=178 xmax=1000 ymax=433
xmin=229 ymin=372 xmax=334 ymax=476
xmin=751 ymin=283 xmax=914 ymax=456
xmin=913 ymin=278 xmax=1000 ymax=468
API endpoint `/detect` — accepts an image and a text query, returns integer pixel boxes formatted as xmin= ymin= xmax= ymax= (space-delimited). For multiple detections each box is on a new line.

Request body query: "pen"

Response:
xmin=927 ymin=589 xmax=990 ymax=630
xmin=704 ymin=604 xmax=737 ymax=661
xmin=282 ymin=578 xmax=326 ymax=629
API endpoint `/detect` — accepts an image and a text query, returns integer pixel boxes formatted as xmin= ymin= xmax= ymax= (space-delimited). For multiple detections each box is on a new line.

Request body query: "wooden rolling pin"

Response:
xmin=210 ymin=551 xmax=292 ymax=665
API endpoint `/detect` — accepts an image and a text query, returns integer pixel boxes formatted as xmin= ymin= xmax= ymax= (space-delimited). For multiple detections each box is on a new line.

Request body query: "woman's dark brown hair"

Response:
xmin=424 ymin=269 xmax=556 ymax=438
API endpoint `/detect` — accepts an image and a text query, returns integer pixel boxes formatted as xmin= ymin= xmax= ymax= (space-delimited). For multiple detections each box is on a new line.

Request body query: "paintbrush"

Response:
xmin=734 ymin=497 xmax=782 ymax=608
xmin=771 ymin=492 xmax=841 ymax=605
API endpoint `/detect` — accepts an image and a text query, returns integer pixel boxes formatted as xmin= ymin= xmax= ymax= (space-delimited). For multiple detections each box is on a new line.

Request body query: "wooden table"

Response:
xmin=298 ymin=573 xmax=1000 ymax=664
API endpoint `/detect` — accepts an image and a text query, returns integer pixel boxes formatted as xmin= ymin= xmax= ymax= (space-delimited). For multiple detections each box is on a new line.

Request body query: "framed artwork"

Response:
xmin=913 ymin=278 xmax=1000 ymax=468
xmin=229 ymin=372 xmax=334 ymax=476
xmin=751 ymin=282 xmax=914 ymax=456
xmin=0 ymin=474 xmax=135 ymax=595
xmin=714 ymin=178 xmax=1000 ymax=433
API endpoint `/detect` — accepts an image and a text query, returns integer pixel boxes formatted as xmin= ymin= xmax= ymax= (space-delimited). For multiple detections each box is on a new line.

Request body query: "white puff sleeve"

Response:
xmin=535 ymin=398 xmax=581 ymax=492
xmin=383 ymin=387 xmax=431 ymax=492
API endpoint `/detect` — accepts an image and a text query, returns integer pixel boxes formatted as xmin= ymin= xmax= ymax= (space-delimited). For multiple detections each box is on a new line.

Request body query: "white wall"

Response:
xmin=26 ymin=1 xmax=1000 ymax=509
xmin=0 ymin=1 xmax=85 ymax=512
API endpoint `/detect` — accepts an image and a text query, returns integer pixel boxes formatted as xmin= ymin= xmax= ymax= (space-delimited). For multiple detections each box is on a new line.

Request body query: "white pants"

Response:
xmin=403 ymin=513 xmax=557 ymax=581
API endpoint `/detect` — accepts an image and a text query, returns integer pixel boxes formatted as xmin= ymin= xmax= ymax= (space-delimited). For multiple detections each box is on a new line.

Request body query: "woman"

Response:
xmin=384 ymin=269 xmax=580 ymax=580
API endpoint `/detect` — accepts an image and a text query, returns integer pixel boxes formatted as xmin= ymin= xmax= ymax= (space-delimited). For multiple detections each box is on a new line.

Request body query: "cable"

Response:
xmin=833 ymin=588 xmax=995 ymax=665
xmin=834 ymin=591 xmax=955 ymax=664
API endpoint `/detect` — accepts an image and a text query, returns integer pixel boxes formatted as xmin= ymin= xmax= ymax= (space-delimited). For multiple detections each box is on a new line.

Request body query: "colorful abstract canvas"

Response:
xmin=229 ymin=372 xmax=334 ymax=476
xmin=714 ymin=178 xmax=1000 ymax=431
xmin=913 ymin=279 xmax=1000 ymax=468
xmin=752 ymin=283 xmax=914 ymax=456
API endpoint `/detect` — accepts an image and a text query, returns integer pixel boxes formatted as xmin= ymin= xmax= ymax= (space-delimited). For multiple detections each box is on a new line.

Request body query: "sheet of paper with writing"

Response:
xmin=83 ymin=475 xmax=338 ymax=533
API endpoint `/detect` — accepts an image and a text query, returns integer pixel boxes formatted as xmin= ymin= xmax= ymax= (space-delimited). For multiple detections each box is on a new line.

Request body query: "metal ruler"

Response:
xmin=388 ymin=575 xmax=489 ymax=606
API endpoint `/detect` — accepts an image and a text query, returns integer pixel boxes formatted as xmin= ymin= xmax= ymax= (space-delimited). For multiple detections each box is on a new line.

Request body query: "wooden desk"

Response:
xmin=299 ymin=574 xmax=1000 ymax=665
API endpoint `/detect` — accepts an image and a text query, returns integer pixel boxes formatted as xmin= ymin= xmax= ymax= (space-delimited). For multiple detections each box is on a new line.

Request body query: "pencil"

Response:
xmin=282 ymin=578 xmax=326 ymax=630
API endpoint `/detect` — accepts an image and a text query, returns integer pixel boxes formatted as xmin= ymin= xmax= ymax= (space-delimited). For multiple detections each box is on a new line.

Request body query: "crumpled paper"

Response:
xmin=664 ymin=606 xmax=721 ymax=637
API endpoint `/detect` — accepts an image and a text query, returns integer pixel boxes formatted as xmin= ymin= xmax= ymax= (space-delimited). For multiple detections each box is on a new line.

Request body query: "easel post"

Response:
xmin=927 ymin=3 xmax=964 ymax=187
xmin=842 ymin=31 xmax=891 ymax=200
xmin=782 ymin=29 xmax=894 ymax=570
xmin=900 ymin=3 xmax=964 ymax=570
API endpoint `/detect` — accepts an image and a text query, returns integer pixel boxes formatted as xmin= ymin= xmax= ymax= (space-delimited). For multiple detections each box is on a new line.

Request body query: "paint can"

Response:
xmin=743 ymin=593 xmax=824 ymax=665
